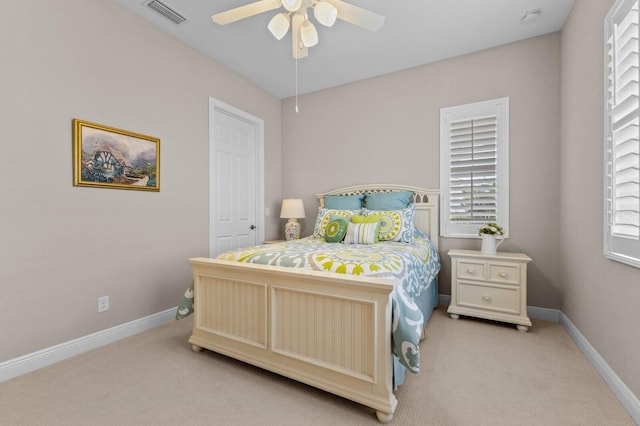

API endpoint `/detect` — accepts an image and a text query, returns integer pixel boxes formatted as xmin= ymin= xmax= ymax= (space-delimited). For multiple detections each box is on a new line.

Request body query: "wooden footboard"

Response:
xmin=188 ymin=257 xmax=399 ymax=423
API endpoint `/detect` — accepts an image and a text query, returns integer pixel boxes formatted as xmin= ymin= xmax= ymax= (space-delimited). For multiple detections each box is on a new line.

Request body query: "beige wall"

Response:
xmin=281 ymin=0 xmax=640 ymax=401
xmin=282 ymin=33 xmax=562 ymax=309
xmin=0 ymin=1 xmax=281 ymax=362
xmin=4 ymin=0 xmax=639 ymax=407
xmin=560 ymin=0 xmax=640 ymax=398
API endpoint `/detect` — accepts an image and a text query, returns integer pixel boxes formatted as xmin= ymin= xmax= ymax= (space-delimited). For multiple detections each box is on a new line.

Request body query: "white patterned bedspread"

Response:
xmin=177 ymin=229 xmax=440 ymax=374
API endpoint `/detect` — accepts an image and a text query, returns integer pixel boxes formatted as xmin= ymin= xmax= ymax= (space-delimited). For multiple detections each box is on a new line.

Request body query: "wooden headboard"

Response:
xmin=316 ymin=184 xmax=439 ymax=249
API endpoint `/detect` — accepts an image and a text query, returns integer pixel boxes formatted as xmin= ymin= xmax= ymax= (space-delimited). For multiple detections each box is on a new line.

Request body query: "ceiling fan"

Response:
xmin=212 ymin=0 xmax=385 ymax=59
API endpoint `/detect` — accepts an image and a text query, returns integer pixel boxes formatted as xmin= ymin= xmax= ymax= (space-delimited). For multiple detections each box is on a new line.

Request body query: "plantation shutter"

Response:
xmin=449 ymin=116 xmax=498 ymax=223
xmin=605 ymin=0 xmax=640 ymax=268
xmin=441 ymin=97 xmax=509 ymax=238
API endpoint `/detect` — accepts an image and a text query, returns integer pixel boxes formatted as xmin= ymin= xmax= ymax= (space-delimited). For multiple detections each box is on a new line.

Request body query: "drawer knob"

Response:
xmin=482 ymin=294 xmax=491 ymax=301
xmin=499 ymin=271 xmax=507 ymax=278
xmin=467 ymin=268 xmax=475 ymax=274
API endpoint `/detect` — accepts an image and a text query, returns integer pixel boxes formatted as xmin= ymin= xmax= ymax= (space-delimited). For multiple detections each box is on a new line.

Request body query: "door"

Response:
xmin=210 ymin=98 xmax=264 ymax=257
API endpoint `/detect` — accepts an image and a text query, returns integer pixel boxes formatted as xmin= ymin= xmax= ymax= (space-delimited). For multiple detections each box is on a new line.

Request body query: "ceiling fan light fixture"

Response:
xmin=300 ymin=20 xmax=318 ymax=47
xmin=314 ymin=2 xmax=337 ymax=27
xmin=282 ymin=0 xmax=302 ymax=12
xmin=268 ymin=13 xmax=291 ymax=40
xmin=211 ymin=0 xmax=386 ymax=59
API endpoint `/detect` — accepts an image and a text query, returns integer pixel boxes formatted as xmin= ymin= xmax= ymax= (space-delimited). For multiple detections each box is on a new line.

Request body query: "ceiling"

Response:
xmin=114 ymin=0 xmax=574 ymax=99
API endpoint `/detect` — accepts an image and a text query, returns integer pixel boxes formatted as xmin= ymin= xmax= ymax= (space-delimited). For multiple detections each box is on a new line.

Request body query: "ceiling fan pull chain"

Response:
xmin=295 ymin=28 xmax=299 ymax=113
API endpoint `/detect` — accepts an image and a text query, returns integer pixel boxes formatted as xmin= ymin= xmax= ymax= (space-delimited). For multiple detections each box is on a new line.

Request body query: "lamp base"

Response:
xmin=284 ymin=219 xmax=301 ymax=241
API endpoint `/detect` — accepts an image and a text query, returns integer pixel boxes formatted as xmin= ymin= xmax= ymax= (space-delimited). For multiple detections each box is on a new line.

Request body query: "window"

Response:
xmin=440 ymin=98 xmax=509 ymax=238
xmin=605 ymin=0 xmax=640 ymax=268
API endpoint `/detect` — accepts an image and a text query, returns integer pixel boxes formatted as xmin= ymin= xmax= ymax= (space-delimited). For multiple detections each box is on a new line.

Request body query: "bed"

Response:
xmin=181 ymin=184 xmax=440 ymax=422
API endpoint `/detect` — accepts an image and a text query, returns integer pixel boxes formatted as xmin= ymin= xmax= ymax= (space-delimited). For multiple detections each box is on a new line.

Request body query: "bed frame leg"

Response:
xmin=376 ymin=410 xmax=394 ymax=423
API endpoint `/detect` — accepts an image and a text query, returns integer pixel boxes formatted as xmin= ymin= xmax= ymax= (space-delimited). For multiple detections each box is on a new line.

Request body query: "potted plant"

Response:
xmin=478 ymin=223 xmax=505 ymax=255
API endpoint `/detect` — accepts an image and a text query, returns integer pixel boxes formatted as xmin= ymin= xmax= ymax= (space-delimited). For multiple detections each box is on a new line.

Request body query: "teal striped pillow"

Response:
xmin=344 ymin=222 xmax=380 ymax=245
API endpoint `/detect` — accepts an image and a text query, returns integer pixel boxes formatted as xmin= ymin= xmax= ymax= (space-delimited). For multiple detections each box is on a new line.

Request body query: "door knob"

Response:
xmin=250 ymin=225 xmax=256 ymax=230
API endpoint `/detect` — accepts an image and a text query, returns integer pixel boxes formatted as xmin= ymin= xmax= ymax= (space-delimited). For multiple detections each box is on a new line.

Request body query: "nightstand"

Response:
xmin=448 ymin=249 xmax=532 ymax=332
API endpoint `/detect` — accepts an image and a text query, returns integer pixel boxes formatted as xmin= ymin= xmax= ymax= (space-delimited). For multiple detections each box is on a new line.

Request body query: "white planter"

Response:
xmin=480 ymin=233 xmax=503 ymax=255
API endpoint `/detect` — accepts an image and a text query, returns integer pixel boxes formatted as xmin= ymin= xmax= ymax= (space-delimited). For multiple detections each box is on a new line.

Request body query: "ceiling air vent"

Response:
xmin=145 ymin=0 xmax=187 ymax=24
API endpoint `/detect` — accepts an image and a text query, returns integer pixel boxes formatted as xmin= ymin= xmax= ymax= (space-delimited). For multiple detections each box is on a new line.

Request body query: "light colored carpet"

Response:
xmin=0 ymin=306 xmax=633 ymax=425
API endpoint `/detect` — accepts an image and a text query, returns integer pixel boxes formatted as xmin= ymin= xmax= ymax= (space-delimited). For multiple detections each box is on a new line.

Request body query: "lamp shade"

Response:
xmin=282 ymin=0 xmax=302 ymax=12
xmin=268 ymin=13 xmax=290 ymax=40
xmin=314 ymin=1 xmax=337 ymax=27
xmin=280 ymin=199 xmax=305 ymax=219
xmin=300 ymin=20 xmax=318 ymax=47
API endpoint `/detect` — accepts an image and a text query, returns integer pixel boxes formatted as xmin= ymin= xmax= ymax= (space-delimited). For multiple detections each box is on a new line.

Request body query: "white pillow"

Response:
xmin=363 ymin=204 xmax=415 ymax=242
xmin=312 ymin=207 xmax=361 ymax=238
xmin=343 ymin=222 xmax=380 ymax=245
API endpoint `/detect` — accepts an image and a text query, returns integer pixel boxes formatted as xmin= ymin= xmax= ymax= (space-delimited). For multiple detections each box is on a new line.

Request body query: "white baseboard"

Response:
xmin=560 ymin=312 xmax=640 ymax=425
xmin=438 ymin=293 xmax=451 ymax=307
xmin=0 ymin=307 xmax=176 ymax=384
xmin=527 ymin=305 xmax=561 ymax=322
xmin=3 ymin=300 xmax=640 ymax=424
xmin=438 ymin=293 xmax=639 ymax=423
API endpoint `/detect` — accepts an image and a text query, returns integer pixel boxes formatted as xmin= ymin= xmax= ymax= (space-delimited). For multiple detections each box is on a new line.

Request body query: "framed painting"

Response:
xmin=73 ymin=119 xmax=160 ymax=191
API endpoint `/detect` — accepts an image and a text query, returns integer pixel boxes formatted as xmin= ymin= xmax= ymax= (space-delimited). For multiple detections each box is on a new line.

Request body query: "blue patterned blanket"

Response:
xmin=177 ymin=229 xmax=440 ymax=373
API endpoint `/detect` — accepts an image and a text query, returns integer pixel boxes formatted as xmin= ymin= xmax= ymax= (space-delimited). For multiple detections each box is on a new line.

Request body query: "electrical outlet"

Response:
xmin=98 ymin=296 xmax=109 ymax=313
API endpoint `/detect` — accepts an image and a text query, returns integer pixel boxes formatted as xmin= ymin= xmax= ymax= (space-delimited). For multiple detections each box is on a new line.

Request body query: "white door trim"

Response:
xmin=209 ymin=97 xmax=265 ymax=257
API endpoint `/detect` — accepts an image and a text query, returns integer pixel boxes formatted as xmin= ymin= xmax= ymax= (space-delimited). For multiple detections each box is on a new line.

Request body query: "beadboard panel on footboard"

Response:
xmin=271 ymin=285 xmax=377 ymax=382
xmin=188 ymin=258 xmax=399 ymax=421
xmin=195 ymin=275 xmax=267 ymax=349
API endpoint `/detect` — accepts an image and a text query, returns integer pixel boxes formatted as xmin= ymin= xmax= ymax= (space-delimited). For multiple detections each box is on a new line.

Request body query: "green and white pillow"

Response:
xmin=344 ymin=215 xmax=381 ymax=245
xmin=324 ymin=216 xmax=350 ymax=243
xmin=363 ymin=204 xmax=415 ymax=242
xmin=344 ymin=222 xmax=380 ymax=245
xmin=313 ymin=207 xmax=361 ymax=238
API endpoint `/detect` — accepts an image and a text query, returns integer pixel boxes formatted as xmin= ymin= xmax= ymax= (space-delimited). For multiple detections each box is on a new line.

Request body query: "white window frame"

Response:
xmin=440 ymin=97 xmax=509 ymax=238
xmin=604 ymin=0 xmax=640 ymax=269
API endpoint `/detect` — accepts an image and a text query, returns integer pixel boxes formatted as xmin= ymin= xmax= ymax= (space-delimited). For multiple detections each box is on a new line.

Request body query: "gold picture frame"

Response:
xmin=73 ymin=119 xmax=160 ymax=191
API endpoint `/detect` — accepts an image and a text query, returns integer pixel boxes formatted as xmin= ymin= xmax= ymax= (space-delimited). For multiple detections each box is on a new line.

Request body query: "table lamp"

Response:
xmin=280 ymin=198 xmax=305 ymax=240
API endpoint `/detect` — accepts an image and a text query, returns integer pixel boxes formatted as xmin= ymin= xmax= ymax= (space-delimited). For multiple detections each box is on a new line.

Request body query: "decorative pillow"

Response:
xmin=312 ymin=207 xmax=361 ymax=238
xmin=351 ymin=214 xmax=382 ymax=243
xmin=343 ymin=222 xmax=380 ymax=245
xmin=351 ymin=214 xmax=381 ymax=224
xmin=324 ymin=194 xmax=365 ymax=210
xmin=365 ymin=191 xmax=413 ymax=210
xmin=363 ymin=204 xmax=415 ymax=242
xmin=324 ymin=216 xmax=349 ymax=243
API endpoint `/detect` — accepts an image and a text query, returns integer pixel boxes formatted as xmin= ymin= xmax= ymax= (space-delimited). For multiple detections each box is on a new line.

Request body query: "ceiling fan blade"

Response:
xmin=326 ymin=0 xmax=385 ymax=31
xmin=212 ymin=0 xmax=282 ymax=25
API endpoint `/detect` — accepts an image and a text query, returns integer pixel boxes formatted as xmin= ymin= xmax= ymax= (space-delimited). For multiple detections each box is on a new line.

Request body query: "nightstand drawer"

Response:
xmin=457 ymin=261 xmax=485 ymax=280
xmin=457 ymin=282 xmax=520 ymax=315
xmin=488 ymin=263 xmax=520 ymax=285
